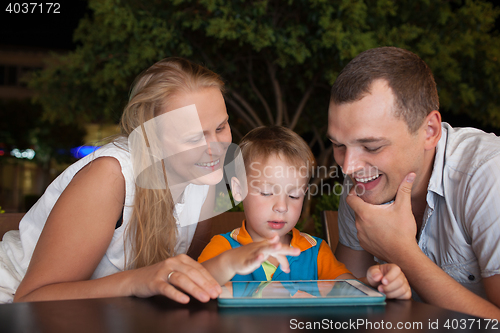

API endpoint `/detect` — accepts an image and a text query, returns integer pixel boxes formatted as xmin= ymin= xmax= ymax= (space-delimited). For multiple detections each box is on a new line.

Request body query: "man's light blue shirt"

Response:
xmin=338 ymin=122 xmax=500 ymax=299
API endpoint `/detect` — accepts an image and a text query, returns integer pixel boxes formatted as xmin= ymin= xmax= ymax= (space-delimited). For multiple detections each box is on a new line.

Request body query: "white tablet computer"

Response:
xmin=218 ymin=280 xmax=386 ymax=307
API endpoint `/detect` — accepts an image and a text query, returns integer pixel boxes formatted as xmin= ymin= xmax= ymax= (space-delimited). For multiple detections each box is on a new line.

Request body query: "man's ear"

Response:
xmin=423 ymin=110 xmax=442 ymax=150
xmin=231 ymin=177 xmax=243 ymax=202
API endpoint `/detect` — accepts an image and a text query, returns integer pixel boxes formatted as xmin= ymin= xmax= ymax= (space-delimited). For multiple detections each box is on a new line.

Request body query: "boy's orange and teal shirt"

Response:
xmin=198 ymin=221 xmax=351 ymax=281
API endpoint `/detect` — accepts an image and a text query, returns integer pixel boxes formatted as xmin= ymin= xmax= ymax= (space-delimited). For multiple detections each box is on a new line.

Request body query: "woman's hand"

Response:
xmin=128 ymin=254 xmax=222 ymax=303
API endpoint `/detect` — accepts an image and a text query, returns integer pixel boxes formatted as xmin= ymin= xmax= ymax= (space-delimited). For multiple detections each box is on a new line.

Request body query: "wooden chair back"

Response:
xmin=321 ymin=210 xmax=339 ymax=253
xmin=0 ymin=213 xmax=24 ymax=239
xmin=209 ymin=212 xmax=246 ymax=237
xmin=187 ymin=212 xmax=245 ymax=260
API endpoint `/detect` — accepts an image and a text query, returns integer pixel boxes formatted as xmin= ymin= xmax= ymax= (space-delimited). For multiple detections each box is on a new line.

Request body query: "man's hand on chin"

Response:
xmin=346 ymin=173 xmax=419 ymax=262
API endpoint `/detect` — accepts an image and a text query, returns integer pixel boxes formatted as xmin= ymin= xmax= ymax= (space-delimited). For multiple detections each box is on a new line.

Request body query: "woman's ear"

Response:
xmin=423 ymin=110 xmax=442 ymax=151
xmin=231 ymin=177 xmax=243 ymax=202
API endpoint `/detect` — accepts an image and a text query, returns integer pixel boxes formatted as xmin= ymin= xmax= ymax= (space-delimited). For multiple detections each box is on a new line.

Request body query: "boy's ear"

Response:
xmin=231 ymin=177 xmax=243 ymax=202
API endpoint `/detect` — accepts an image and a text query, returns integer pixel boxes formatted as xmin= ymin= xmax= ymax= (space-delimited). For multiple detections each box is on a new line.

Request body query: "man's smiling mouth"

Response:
xmin=354 ymin=174 xmax=381 ymax=183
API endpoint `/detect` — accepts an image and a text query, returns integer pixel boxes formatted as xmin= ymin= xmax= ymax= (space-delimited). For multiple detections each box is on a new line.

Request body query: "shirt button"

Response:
xmin=468 ymin=275 xmax=475 ymax=281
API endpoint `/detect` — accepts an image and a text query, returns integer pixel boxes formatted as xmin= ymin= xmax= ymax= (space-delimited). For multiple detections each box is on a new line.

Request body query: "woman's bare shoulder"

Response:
xmin=58 ymin=156 xmax=127 ymax=215
xmin=72 ymin=156 xmax=126 ymax=189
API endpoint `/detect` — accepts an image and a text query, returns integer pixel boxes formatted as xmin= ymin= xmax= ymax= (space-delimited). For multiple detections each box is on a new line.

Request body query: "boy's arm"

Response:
xmin=201 ymin=235 xmax=300 ymax=285
xmin=198 ymin=235 xmax=236 ymax=284
xmin=198 ymin=235 xmax=232 ymax=263
xmin=316 ymin=240 xmax=351 ymax=279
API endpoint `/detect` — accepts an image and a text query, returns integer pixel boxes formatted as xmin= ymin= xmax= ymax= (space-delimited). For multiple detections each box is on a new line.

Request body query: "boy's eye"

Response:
xmin=260 ymin=192 xmax=272 ymax=197
xmin=288 ymin=191 xmax=305 ymax=199
xmin=332 ymin=143 xmax=344 ymax=148
xmin=365 ymin=146 xmax=382 ymax=152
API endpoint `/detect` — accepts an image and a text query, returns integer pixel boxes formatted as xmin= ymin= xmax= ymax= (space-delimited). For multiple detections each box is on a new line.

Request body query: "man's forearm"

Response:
xmin=393 ymin=247 xmax=500 ymax=319
xmin=335 ymin=244 xmax=377 ymax=278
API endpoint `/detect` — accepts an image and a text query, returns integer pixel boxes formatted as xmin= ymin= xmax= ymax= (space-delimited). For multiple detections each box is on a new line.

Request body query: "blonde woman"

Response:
xmin=0 ymin=58 xmax=278 ymax=304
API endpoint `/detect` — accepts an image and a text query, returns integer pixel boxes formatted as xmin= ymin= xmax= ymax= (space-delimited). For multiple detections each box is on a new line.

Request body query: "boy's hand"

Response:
xmin=366 ymin=263 xmax=411 ymax=300
xmin=227 ymin=235 xmax=301 ymax=276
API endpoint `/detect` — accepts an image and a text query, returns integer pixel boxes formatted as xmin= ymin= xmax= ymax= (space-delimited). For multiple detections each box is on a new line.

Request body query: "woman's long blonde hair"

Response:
xmin=119 ymin=58 xmax=224 ymax=269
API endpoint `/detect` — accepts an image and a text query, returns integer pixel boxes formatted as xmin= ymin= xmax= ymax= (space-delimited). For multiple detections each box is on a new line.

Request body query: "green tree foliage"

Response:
xmin=30 ymin=0 xmax=500 ymax=130
xmin=309 ymin=182 xmax=342 ymax=237
xmin=28 ymin=0 xmax=500 ymax=226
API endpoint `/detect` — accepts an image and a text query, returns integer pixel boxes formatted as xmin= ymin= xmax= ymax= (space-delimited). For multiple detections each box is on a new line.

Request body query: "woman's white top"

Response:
xmin=0 ymin=141 xmax=208 ymax=303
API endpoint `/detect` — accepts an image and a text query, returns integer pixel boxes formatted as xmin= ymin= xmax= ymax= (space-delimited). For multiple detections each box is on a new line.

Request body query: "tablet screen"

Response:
xmin=218 ymin=280 xmax=386 ymax=307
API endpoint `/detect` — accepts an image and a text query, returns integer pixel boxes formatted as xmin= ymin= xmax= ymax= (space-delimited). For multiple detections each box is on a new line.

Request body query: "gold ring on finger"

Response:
xmin=167 ymin=271 xmax=175 ymax=283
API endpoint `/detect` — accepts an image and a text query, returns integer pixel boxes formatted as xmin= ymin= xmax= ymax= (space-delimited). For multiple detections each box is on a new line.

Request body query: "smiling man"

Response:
xmin=328 ymin=46 xmax=500 ymax=319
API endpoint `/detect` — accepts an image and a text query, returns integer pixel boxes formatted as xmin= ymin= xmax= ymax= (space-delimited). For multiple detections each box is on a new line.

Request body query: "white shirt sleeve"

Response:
xmin=465 ymin=154 xmax=500 ymax=278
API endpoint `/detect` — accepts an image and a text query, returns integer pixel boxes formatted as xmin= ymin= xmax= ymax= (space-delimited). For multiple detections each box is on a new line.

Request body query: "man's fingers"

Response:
xmin=395 ymin=173 xmax=415 ymax=207
xmin=345 ymin=185 xmax=367 ymax=213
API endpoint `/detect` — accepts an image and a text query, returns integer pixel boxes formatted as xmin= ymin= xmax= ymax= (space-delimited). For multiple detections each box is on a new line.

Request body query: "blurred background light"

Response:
xmin=70 ymin=145 xmax=99 ymax=159
xmin=10 ymin=148 xmax=35 ymax=160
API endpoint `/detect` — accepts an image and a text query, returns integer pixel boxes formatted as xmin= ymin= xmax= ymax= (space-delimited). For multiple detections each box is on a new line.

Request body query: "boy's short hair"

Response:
xmin=238 ymin=126 xmax=316 ymax=178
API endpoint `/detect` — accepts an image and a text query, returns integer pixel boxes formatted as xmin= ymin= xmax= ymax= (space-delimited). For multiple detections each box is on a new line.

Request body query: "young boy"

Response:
xmin=200 ymin=126 xmax=411 ymax=299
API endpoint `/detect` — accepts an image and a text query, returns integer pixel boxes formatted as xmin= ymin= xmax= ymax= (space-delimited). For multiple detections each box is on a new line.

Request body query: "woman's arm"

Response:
xmin=14 ymin=157 xmax=221 ymax=303
xmin=14 ymin=157 xmax=125 ymax=302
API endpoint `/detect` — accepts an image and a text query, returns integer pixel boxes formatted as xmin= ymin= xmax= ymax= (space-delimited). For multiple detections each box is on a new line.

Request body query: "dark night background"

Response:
xmin=1 ymin=0 xmax=500 ymax=135
xmin=0 ymin=1 xmax=90 ymax=50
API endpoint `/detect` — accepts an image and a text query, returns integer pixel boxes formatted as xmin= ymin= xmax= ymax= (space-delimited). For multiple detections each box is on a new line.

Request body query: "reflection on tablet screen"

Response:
xmin=325 ymin=281 xmax=366 ymax=296
xmin=227 ymin=281 xmax=367 ymax=299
